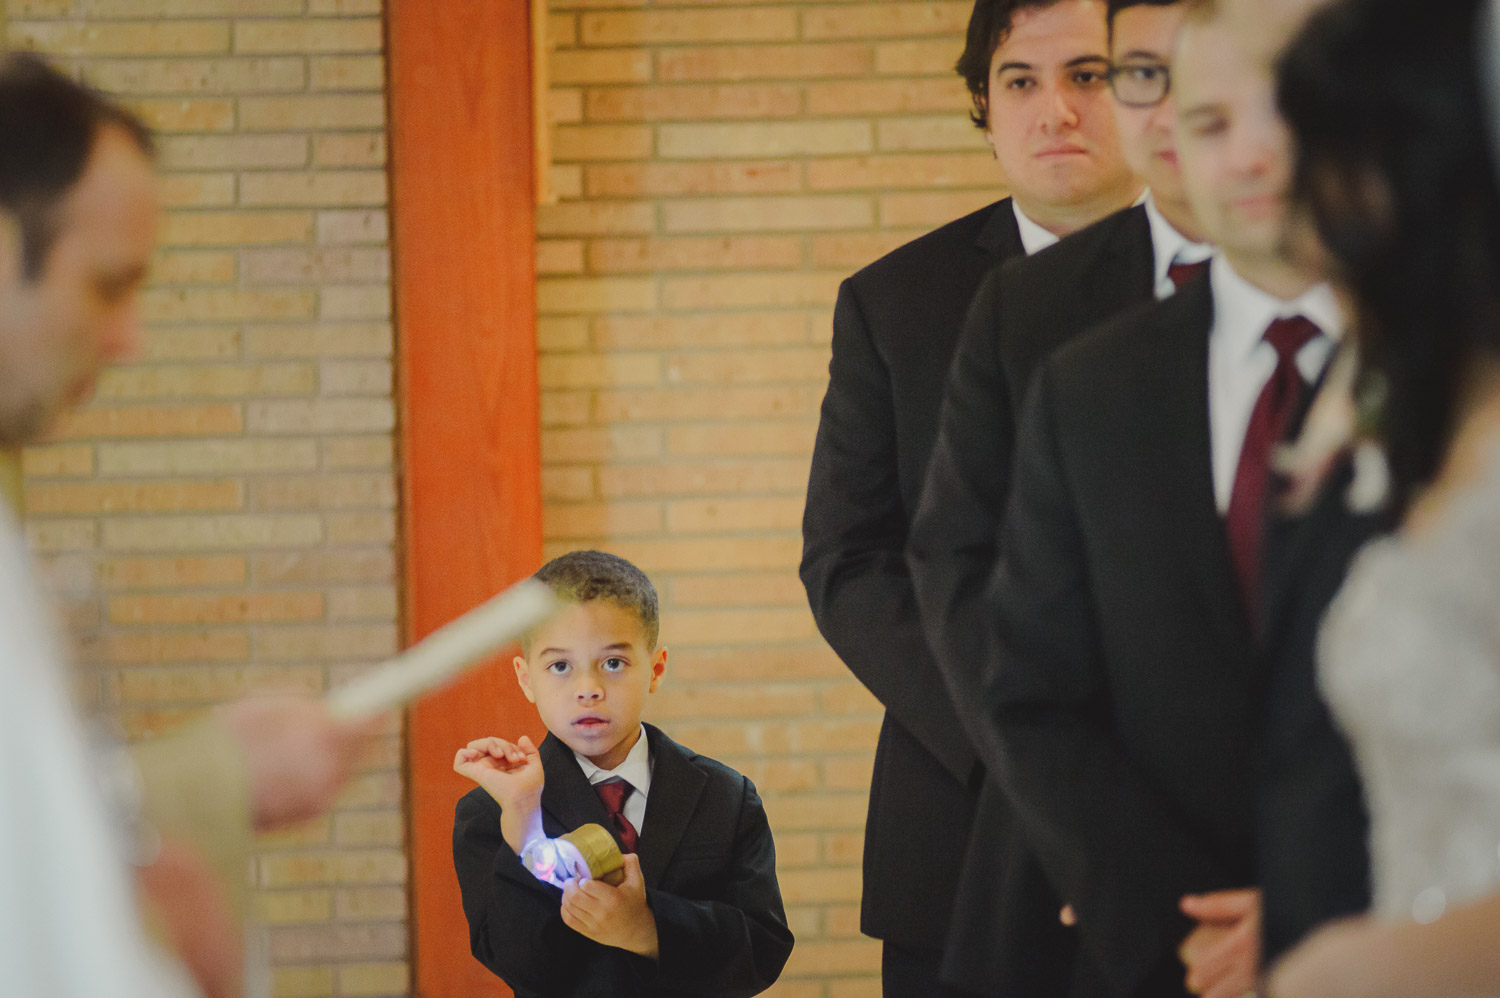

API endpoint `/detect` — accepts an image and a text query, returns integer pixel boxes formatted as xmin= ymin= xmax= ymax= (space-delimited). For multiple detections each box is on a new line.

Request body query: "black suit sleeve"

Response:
xmin=980 ymin=365 xmax=1235 ymax=995
xmin=907 ymin=268 xmax=1016 ymax=751
xmin=453 ymin=792 xmax=652 ymax=993
xmin=800 ymin=277 xmax=976 ymax=784
xmin=648 ymin=777 xmax=794 ymax=997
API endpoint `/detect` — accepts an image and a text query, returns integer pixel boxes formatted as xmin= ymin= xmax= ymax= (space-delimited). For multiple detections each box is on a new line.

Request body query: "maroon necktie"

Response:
xmin=1167 ymin=259 xmax=1209 ymax=290
xmin=594 ymin=778 xmax=639 ymax=854
xmin=1225 ymin=315 xmax=1321 ymax=615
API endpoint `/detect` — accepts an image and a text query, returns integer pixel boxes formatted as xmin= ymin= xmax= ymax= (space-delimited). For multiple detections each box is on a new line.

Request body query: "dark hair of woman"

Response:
xmin=1278 ymin=0 xmax=1500 ymax=510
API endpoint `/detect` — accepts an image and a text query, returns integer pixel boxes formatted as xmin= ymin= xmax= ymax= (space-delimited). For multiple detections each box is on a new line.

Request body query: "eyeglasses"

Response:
xmin=1108 ymin=61 xmax=1171 ymax=109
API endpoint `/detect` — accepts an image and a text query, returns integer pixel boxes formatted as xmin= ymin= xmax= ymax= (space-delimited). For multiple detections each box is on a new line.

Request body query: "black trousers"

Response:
xmin=882 ymin=940 xmax=985 ymax=998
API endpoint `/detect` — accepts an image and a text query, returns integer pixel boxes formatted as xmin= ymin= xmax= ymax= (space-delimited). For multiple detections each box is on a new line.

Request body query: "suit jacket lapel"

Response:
xmin=636 ymin=723 xmax=707 ymax=888
xmin=1104 ymin=203 xmax=1157 ymax=304
xmin=976 ymin=196 xmax=1024 ymax=261
xmin=1139 ymin=275 xmax=1252 ymax=646
xmin=539 ymin=733 xmax=613 ymax=835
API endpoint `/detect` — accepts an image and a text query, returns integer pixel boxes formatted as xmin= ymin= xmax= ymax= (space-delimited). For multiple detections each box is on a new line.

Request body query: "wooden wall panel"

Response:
xmin=385 ymin=3 xmax=543 ymax=996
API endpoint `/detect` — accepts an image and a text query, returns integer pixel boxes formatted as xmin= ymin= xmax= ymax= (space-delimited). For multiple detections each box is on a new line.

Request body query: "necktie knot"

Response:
xmin=1167 ymin=259 xmax=1209 ymax=290
xmin=1263 ymin=315 xmax=1321 ymax=363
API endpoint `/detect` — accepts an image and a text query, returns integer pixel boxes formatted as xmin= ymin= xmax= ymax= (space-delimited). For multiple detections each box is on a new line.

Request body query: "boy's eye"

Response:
xmin=546 ymin=660 xmax=570 ymax=674
xmin=602 ymin=657 xmax=627 ymax=672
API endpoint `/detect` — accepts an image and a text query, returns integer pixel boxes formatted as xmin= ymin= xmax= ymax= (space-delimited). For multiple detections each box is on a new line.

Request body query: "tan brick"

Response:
xmin=250 ymin=473 xmax=394 ymax=510
xmin=252 ymin=550 xmax=395 ymax=586
xmin=272 ymin=966 xmax=334 ymax=998
xmin=667 ymin=347 xmax=830 ymax=384
xmin=234 ymin=18 xmax=382 ymax=54
xmin=585 ymin=161 xmax=801 ymax=197
xmin=542 ymin=467 xmax=595 ymax=502
xmin=783 ymin=938 xmax=883 ymax=974
xmin=245 ymin=323 xmax=391 ymax=358
xmin=825 ymin=903 xmax=865 ymax=938
xmin=102 ymin=514 xmax=322 ymax=551
xmin=241 ymin=248 xmax=390 ymax=285
xmin=874 ymin=39 xmax=963 ymax=76
xmin=321 ymin=435 xmax=393 ymax=469
xmin=672 ymin=570 xmax=805 ymax=607
xmin=241 ymin=94 xmax=385 ymax=131
xmin=96 ymin=555 xmax=247 ymax=589
xmin=541 ymin=427 xmax=662 ymax=463
xmin=316 ymin=359 xmax=390 ymax=396
xmin=158 ymin=173 xmax=237 ymax=208
xmin=595 ymin=313 xmax=809 ymax=351
xmin=336 ymin=887 xmax=407 ymax=922
xmin=538 ymin=354 xmax=659 ymax=389
xmin=143 ymin=288 xmax=316 ymax=323
xmin=256 ymin=889 xmax=333 ymax=926
xmin=548 ymin=87 xmax=584 ymax=125
xmin=666 ymin=496 xmax=805 ymax=532
xmin=310 ymin=54 xmax=385 ymax=91
xmin=763 ymin=793 xmax=869 ymax=830
xmin=56 ymin=403 xmax=242 ymax=439
xmin=820 ymin=682 xmax=881 ymax=716
xmin=9 ymin=20 xmax=230 ymax=56
xmin=660 ymin=273 xmax=840 ymax=310
xmin=326 ymin=586 xmax=398 ymax=621
xmin=537 ymin=277 xmax=657 ymax=314
xmin=663 ymin=196 xmax=869 ymax=234
xmin=26 ymin=481 xmax=242 ymax=515
xmin=240 ymin=171 xmax=387 ymax=207
xmin=109 ymin=592 xmax=324 ymax=624
xmin=338 ymin=963 xmax=409 ymax=997
xmin=86 ymin=56 xmax=306 ymax=94
xmin=537 ymin=240 xmax=584 ymax=275
xmin=157 ymin=133 xmax=308 ymax=169
xmin=652 ymin=684 xmax=811 ymax=721
xmin=658 ymin=121 xmax=871 ymax=159
xmin=152 ymin=250 xmax=236 ymax=284
xmin=543 ymin=501 xmax=662 ymax=539
xmin=536 ymin=201 xmax=656 ymax=237
xmin=114 ymin=665 xmax=325 ymax=704
xmin=823 ymin=756 xmax=876 ymax=791
xmin=877 ymin=115 xmax=987 ymax=152
xmin=588 ymin=236 xmax=801 ymax=274
xmin=23 ymin=445 xmax=95 ymax=478
xmin=82 ymin=629 xmax=249 ymax=665
xmin=259 ymin=817 xmax=333 ymax=851
xmin=801 ymin=2 xmax=971 ymax=40
xmin=809 ymin=231 xmax=922 ymax=269
xmin=325 ymin=512 xmax=395 ymax=545
xmin=317 ymin=209 xmax=389 ymax=245
xmin=313 ymin=133 xmax=387 ymax=167
xmin=581 ymin=10 xmax=797 ymax=46
xmin=334 ymin=811 xmax=404 ymax=847
xmin=540 ymin=390 xmax=592 ymax=428
xmin=684 ymin=645 xmax=846 ymax=683
xmin=550 ymin=49 xmax=652 ymax=86
xmin=161 ymin=210 xmax=312 ymax=246
xmin=553 ymin=124 xmax=653 ymax=162
xmin=26 ymin=520 xmax=98 ymax=553
xmin=141 ymin=327 xmax=244 ymax=361
xmin=587 ymin=84 xmax=801 ymax=122
xmin=96 ymin=363 xmax=316 ymax=401
xmin=594 ymin=388 xmax=822 ymax=424
xmin=80 ymin=0 xmax=304 ymax=13
xmin=256 ymin=624 xmax=398 ymax=662
xmin=829 ymin=978 xmax=882 ymax=998
xmin=589 ymin=537 xmax=801 ymax=573
xmin=666 ymin=607 xmax=818 ymax=643
xmin=881 ymin=189 xmax=1000 ymax=227
xmin=320 ymin=284 xmax=392 ymax=320
xmin=549 ymin=12 xmax=578 ymax=49
xmin=127 ymin=98 xmax=236 ymax=133
xmin=549 ymin=164 xmax=584 ymax=199
xmin=657 ymin=43 xmax=873 ymax=82
xmin=667 ymin=421 xmax=818 ymax=457
xmin=807 ymin=77 xmax=968 ymax=115
xmin=307 ymin=0 xmax=380 ymax=11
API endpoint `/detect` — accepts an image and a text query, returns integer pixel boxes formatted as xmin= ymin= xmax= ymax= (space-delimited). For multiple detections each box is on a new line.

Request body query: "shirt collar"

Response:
xmin=1144 ymin=191 xmax=1214 ymax=292
xmin=1210 ymin=255 xmax=1346 ymax=366
xmin=574 ymin=724 xmax=653 ymax=798
xmin=1011 ymin=200 xmax=1062 ymax=256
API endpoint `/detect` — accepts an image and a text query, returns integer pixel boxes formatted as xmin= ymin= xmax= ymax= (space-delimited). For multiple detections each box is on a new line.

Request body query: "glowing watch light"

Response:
xmin=521 ymin=823 xmax=625 ymax=889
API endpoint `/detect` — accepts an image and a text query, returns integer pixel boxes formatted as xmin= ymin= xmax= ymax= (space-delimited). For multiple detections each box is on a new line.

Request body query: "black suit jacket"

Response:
xmin=1256 ymin=456 xmax=1389 ymax=962
xmin=904 ymin=207 xmax=1155 ymax=988
xmin=801 ymin=200 xmax=1049 ymax=982
xmin=984 ymin=275 xmax=1258 ymax=998
xmin=452 ymin=725 xmax=793 ymax=997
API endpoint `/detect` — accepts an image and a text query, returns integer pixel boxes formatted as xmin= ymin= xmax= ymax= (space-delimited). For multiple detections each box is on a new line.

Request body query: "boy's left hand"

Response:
xmin=560 ymin=853 xmax=660 ymax=959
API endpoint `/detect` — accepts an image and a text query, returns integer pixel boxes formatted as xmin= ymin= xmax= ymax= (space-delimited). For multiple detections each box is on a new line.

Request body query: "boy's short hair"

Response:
xmin=0 ymin=53 xmax=155 ymax=279
xmin=956 ymin=0 xmax=1071 ymax=130
xmin=532 ymin=550 xmax=660 ymax=650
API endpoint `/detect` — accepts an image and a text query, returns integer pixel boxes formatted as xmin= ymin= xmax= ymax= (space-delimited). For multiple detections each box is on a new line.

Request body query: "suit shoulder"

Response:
xmin=1046 ymin=280 xmax=1206 ymax=385
xmin=1002 ymin=203 xmax=1147 ymax=288
xmin=848 ymin=199 xmax=1009 ymax=290
xmin=654 ymin=727 xmax=755 ymax=799
xmin=456 ymin=785 xmax=501 ymax=824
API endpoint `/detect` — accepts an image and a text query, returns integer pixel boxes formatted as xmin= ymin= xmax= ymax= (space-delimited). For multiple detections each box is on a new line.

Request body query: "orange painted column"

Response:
xmin=385 ymin=3 xmax=544 ymax=996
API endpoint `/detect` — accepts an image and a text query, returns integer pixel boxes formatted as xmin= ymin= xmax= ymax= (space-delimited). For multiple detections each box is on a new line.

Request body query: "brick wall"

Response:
xmin=6 ymin=2 xmax=405 ymax=997
xmin=538 ymin=3 xmax=999 ymax=994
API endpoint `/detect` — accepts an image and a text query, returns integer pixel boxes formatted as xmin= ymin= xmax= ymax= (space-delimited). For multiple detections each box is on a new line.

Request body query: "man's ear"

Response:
xmin=648 ymin=646 xmax=667 ymax=693
xmin=512 ymin=655 xmax=537 ymax=704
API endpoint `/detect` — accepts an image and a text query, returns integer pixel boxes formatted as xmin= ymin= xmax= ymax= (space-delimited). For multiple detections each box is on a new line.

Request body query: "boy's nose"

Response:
xmin=575 ymin=682 xmax=603 ymax=701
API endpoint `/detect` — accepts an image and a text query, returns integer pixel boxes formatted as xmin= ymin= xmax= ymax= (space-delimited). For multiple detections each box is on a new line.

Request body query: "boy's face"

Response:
xmin=514 ymin=599 xmax=666 ymax=772
xmin=1174 ymin=15 xmax=1293 ymax=264
xmin=1109 ymin=4 xmax=1192 ymax=211
xmin=984 ymin=0 xmax=1132 ymax=215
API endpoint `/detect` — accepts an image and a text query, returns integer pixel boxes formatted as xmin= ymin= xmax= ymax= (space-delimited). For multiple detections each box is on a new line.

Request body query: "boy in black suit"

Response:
xmin=452 ymin=550 xmax=793 ymax=997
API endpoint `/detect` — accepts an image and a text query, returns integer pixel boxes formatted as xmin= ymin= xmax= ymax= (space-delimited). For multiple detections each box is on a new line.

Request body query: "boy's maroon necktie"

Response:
xmin=1225 ymin=315 xmax=1322 ymax=617
xmin=1168 ymin=259 xmax=1208 ymax=290
xmin=594 ymin=777 xmax=639 ymax=854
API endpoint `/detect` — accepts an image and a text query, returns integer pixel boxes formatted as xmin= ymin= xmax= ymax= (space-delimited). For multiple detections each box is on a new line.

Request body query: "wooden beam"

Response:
xmin=384 ymin=3 xmax=543 ymax=995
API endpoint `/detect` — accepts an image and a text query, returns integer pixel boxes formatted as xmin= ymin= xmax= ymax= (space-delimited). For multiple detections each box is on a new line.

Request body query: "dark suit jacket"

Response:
xmin=983 ymin=275 xmax=1258 ymax=998
xmin=452 ymin=725 xmax=793 ymax=998
xmin=905 ymin=206 xmax=1155 ymax=988
xmin=1256 ymin=455 xmax=1389 ymax=963
xmin=800 ymin=201 xmax=1043 ymax=983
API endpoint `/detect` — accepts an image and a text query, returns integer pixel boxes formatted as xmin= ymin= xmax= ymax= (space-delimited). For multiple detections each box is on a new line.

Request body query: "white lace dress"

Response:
xmin=1319 ymin=446 xmax=1500 ymax=925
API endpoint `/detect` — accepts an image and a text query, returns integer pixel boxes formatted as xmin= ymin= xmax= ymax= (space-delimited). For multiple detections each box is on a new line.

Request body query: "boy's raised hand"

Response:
xmin=454 ymin=736 xmax=546 ymax=852
xmin=560 ymin=853 xmax=660 ymax=960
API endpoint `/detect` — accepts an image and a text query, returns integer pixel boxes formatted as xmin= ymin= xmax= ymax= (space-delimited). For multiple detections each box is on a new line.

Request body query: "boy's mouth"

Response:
xmin=573 ymin=714 xmax=608 ymax=728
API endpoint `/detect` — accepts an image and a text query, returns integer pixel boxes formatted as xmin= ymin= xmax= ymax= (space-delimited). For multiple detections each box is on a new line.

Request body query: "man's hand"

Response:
xmin=1179 ymin=888 xmax=1262 ymax=998
xmin=219 ymin=695 xmax=376 ymax=832
xmin=454 ymin=735 xmax=545 ymax=852
xmin=560 ymin=853 xmax=660 ymax=959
